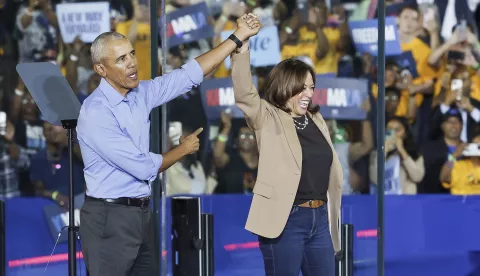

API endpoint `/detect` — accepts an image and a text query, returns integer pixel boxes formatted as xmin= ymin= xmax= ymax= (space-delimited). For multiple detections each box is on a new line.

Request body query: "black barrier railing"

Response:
xmin=201 ymin=214 xmax=214 ymax=276
xmin=0 ymin=200 xmax=5 ymax=276
xmin=171 ymin=197 xmax=214 ymax=276
xmin=336 ymin=224 xmax=354 ymax=276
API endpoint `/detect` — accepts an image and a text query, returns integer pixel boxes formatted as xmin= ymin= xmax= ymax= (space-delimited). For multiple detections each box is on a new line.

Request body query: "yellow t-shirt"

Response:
xmin=371 ymin=83 xmax=422 ymax=117
xmin=401 ymin=37 xmax=437 ymax=81
xmin=401 ymin=37 xmax=438 ymax=106
xmin=214 ymin=20 xmax=236 ymax=78
xmin=445 ymin=160 xmax=480 ymax=195
xmin=281 ymin=26 xmax=340 ymax=75
xmin=116 ymin=21 xmax=151 ymax=81
xmin=315 ymin=27 xmax=340 ymax=75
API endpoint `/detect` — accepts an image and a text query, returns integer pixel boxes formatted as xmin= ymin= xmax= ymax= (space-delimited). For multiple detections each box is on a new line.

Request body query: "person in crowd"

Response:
xmin=231 ymin=14 xmax=341 ymax=275
xmin=77 ymin=14 xmax=259 ymax=275
xmin=430 ymin=65 xmax=480 ymax=142
xmin=166 ymin=124 xmax=212 ymax=195
xmin=325 ymin=101 xmax=373 ymax=194
xmin=12 ymin=93 xmax=44 ymax=157
xmin=370 ymin=116 xmax=424 ymax=194
xmin=397 ymin=3 xmax=436 ymax=95
xmin=64 ymin=37 xmax=96 ymax=103
xmin=0 ymin=119 xmax=30 ymax=199
xmin=370 ymin=60 xmax=418 ymax=121
xmin=419 ymin=109 xmax=464 ymax=193
xmin=30 ymin=121 xmax=84 ymax=207
xmin=116 ymin=0 xmax=152 ymax=81
xmin=214 ymin=111 xmax=258 ymax=194
xmin=440 ymin=133 xmax=480 ymax=195
xmin=396 ymin=4 xmax=437 ymax=142
xmin=279 ymin=1 xmax=351 ymax=76
xmin=15 ymin=0 xmax=58 ymax=63
xmin=11 ymin=92 xmax=45 ymax=195
xmin=429 ymin=23 xmax=480 ymax=109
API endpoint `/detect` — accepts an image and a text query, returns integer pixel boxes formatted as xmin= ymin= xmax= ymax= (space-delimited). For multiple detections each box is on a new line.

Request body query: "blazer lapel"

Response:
xmin=278 ymin=110 xmax=302 ymax=169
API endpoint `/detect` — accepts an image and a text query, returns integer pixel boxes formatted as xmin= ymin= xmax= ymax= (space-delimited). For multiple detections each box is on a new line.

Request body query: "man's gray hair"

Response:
xmin=90 ymin=32 xmax=127 ymax=64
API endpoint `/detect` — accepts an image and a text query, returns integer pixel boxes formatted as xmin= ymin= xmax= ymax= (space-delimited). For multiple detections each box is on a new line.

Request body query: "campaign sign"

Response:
xmin=393 ymin=51 xmax=419 ymax=79
xmin=42 ymin=193 xmax=85 ymax=242
xmin=163 ymin=2 xmax=214 ymax=48
xmin=200 ymin=77 xmax=258 ymax=121
xmin=221 ymin=25 xmax=281 ymax=68
xmin=384 ymin=155 xmax=401 ymax=195
xmin=312 ymin=77 xmax=368 ymax=120
xmin=349 ymin=17 xmax=402 ymax=56
xmin=56 ymin=2 xmax=111 ymax=43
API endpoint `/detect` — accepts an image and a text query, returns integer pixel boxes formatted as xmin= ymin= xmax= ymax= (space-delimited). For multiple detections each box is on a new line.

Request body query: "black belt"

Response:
xmin=86 ymin=195 xmax=151 ymax=208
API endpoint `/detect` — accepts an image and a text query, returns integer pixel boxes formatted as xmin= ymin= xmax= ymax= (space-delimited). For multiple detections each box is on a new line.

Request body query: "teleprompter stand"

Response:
xmin=16 ymin=62 xmax=82 ymax=276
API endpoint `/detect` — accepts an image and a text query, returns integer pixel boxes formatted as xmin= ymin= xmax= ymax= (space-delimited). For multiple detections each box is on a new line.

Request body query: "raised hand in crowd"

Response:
xmin=220 ymin=109 xmax=233 ymax=132
xmin=443 ymin=87 xmax=458 ymax=106
xmin=457 ymin=96 xmax=474 ymax=113
xmin=462 ymin=49 xmax=479 ymax=68
xmin=452 ymin=143 xmax=468 ymax=160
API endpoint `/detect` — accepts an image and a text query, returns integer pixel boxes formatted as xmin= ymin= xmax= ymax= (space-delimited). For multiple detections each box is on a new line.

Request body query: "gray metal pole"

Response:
xmin=159 ymin=0 xmax=169 ymax=274
xmin=376 ymin=0 xmax=386 ymax=276
xmin=0 ymin=200 xmax=4 ymax=276
xmin=149 ymin=0 xmax=161 ymax=274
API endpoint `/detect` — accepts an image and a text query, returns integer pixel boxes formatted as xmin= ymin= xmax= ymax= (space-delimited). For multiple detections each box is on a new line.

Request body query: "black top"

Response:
xmin=293 ymin=115 xmax=333 ymax=205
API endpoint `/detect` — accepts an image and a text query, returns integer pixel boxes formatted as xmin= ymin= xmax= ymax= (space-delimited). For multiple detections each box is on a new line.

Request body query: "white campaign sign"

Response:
xmin=221 ymin=25 xmax=281 ymax=68
xmin=57 ymin=2 xmax=111 ymax=43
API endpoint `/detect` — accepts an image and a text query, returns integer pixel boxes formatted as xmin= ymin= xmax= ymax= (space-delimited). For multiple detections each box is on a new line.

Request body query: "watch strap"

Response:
xmin=228 ymin=34 xmax=242 ymax=48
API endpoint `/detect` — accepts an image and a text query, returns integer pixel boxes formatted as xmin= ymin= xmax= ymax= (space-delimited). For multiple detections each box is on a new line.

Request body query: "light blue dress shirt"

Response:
xmin=76 ymin=60 xmax=204 ymax=199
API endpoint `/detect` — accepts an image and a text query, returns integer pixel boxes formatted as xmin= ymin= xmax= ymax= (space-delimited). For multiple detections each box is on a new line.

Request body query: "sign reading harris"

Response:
xmin=221 ymin=25 xmax=281 ymax=68
xmin=348 ymin=17 xmax=402 ymax=56
xmin=56 ymin=2 xmax=111 ymax=43
xmin=200 ymin=77 xmax=258 ymax=121
xmin=312 ymin=77 xmax=368 ymax=120
xmin=162 ymin=2 xmax=214 ymax=48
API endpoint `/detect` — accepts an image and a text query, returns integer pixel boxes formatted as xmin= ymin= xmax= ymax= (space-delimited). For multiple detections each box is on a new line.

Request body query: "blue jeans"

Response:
xmin=258 ymin=204 xmax=335 ymax=276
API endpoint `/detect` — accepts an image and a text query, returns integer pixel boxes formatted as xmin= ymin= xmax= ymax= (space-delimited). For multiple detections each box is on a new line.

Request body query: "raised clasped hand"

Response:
xmin=234 ymin=13 xmax=261 ymax=42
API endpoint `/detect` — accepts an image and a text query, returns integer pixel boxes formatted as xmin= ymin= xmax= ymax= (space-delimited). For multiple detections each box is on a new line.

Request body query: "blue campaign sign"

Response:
xmin=161 ymin=2 xmax=214 ymax=48
xmin=221 ymin=25 xmax=281 ymax=68
xmin=349 ymin=17 xmax=402 ymax=56
xmin=393 ymin=50 xmax=419 ymax=79
xmin=312 ymin=77 xmax=369 ymax=120
xmin=200 ymin=77 xmax=258 ymax=121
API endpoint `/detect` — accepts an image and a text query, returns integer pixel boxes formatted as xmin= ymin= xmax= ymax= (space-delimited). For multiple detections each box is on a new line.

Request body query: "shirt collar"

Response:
xmin=99 ymin=78 xmax=137 ymax=107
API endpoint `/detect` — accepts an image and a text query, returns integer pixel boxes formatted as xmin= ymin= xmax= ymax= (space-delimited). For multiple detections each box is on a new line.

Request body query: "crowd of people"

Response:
xmin=1 ymin=0 xmax=480 ymax=207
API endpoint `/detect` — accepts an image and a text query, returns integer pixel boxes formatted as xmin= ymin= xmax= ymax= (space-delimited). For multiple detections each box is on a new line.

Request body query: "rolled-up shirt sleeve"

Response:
xmin=145 ymin=59 xmax=204 ymax=111
xmin=80 ymin=108 xmax=162 ymax=181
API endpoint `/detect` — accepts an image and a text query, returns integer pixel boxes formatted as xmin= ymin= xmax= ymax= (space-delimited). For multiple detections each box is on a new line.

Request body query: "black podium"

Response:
xmin=16 ymin=63 xmax=82 ymax=276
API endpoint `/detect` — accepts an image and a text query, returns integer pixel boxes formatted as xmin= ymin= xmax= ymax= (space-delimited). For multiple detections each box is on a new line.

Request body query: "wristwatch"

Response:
xmin=228 ymin=34 xmax=242 ymax=48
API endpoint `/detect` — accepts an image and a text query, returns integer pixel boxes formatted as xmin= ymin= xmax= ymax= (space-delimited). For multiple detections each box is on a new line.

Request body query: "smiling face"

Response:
xmin=93 ymin=37 xmax=139 ymax=95
xmin=287 ymin=73 xmax=315 ymax=116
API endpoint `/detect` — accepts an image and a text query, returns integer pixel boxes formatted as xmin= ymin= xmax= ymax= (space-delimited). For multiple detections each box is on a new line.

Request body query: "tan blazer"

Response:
xmin=230 ymin=50 xmax=343 ymax=252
